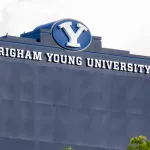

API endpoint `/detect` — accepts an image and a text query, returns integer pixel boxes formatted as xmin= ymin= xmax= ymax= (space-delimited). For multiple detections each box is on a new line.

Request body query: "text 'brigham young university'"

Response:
xmin=0 ymin=47 xmax=150 ymax=74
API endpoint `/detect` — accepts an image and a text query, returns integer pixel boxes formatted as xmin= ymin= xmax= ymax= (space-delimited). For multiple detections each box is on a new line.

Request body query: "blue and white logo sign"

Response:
xmin=51 ymin=19 xmax=92 ymax=51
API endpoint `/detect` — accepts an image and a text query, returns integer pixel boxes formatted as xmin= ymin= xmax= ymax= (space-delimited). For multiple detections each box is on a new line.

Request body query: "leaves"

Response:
xmin=63 ymin=136 xmax=150 ymax=150
xmin=127 ymin=135 xmax=150 ymax=150
xmin=63 ymin=147 xmax=74 ymax=150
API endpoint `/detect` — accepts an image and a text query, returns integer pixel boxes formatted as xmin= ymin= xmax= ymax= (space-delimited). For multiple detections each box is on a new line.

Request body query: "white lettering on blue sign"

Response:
xmin=59 ymin=22 xmax=88 ymax=48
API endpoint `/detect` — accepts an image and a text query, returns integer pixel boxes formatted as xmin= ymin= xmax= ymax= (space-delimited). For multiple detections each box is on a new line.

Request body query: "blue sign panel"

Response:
xmin=51 ymin=19 xmax=92 ymax=51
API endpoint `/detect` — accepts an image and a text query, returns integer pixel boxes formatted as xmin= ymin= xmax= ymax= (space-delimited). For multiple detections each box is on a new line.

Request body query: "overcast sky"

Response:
xmin=0 ymin=0 xmax=150 ymax=56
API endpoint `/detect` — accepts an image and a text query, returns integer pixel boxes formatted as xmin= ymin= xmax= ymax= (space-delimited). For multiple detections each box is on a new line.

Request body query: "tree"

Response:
xmin=127 ymin=135 xmax=150 ymax=150
xmin=63 ymin=147 xmax=74 ymax=150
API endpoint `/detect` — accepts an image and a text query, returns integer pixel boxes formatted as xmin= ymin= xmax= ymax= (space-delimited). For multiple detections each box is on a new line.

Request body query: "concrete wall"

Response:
xmin=0 ymin=30 xmax=150 ymax=150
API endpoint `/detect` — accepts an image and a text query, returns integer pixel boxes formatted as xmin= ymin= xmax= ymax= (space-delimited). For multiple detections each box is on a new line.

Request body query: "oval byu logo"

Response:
xmin=51 ymin=19 xmax=92 ymax=51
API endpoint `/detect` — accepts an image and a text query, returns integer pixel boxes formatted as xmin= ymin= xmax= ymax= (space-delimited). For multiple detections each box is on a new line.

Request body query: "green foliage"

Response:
xmin=63 ymin=147 xmax=74 ymax=150
xmin=127 ymin=135 xmax=150 ymax=150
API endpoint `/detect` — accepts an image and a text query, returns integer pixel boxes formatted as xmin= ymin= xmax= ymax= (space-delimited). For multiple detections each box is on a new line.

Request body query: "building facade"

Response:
xmin=0 ymin=19 xmax=150 ymax=150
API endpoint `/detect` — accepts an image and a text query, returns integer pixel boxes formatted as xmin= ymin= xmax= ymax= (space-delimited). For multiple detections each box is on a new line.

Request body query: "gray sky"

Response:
xmin=0 ymin=0 xmax=150 ymax=56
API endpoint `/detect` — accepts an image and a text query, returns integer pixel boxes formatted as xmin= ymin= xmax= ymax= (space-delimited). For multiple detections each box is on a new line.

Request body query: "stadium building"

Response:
xmin=0 ymin=19 xmax=150 ymax=150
